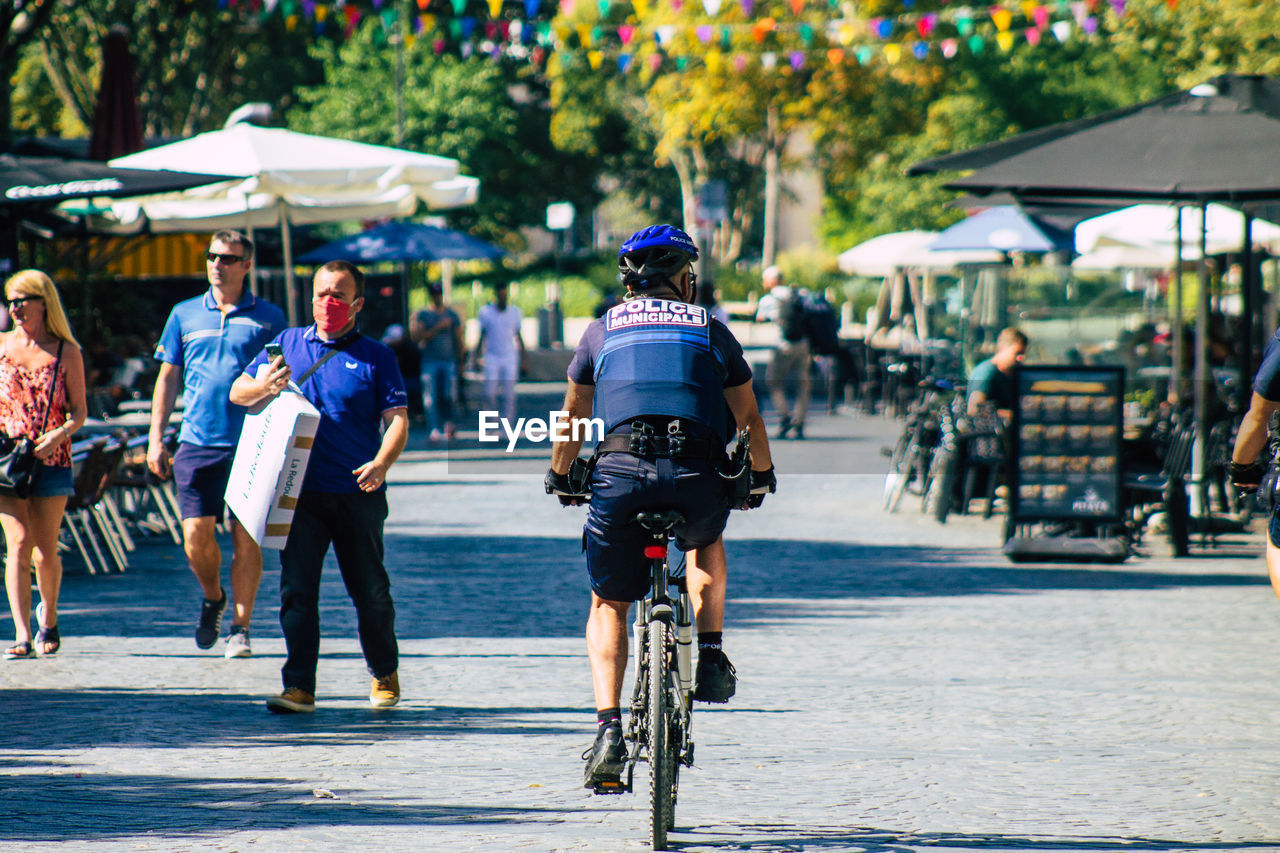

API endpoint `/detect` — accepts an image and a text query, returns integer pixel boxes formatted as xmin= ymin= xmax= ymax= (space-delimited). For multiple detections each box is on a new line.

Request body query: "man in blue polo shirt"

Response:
xmin=231 ymin=260 xmax=410 ymax=714
xmin=148 ymin=230 xmax=286 ymax=659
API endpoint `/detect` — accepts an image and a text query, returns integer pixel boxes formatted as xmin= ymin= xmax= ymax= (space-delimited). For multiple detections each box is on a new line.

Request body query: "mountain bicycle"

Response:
xmin=580 ymin=510 xmax=695 ymax=853
xmin=552 ymin=432 xmax=762 ymax=851
xmin=882 ymin=377 xmax=959 ymax=512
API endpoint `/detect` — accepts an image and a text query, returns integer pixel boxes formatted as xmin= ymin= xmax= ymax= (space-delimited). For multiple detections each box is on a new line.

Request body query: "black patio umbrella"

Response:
xmin=0 ymin=153 xmax=238 ymax=275
xmin=88 ymin=26 xmax=144 ymax=162
xmin=908 ymin=74 xmax=1280 ymax=201
xmin=0 ymin=153 xmax=237 ymax=206
xmin=909 ymin=73 xmax=1280 ymax=516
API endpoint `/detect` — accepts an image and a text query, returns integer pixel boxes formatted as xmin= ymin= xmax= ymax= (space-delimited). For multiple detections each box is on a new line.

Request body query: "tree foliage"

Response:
xmin=290 ymin=19 xmax=595 ymax=245
xmin=19 ymin=1 xmax=319 ymax=141
xmin=0 ymin=0 xmax=57 ymax=148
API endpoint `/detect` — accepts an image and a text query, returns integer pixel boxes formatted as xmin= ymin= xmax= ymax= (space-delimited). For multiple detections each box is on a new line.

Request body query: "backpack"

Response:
xmin=802 ymin=292 xmax=841 ymax=355
xmin=778 ymin=292 xmax=808 ymax=343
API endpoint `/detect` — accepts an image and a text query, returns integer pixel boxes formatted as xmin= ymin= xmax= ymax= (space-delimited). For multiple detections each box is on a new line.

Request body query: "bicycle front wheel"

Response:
xmin=647 ymin=621 xmax=675 ymax=850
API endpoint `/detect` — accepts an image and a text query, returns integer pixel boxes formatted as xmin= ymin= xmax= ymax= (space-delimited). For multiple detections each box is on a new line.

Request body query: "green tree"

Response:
xmin=817 ymin=5 xmax=1168 ymax=251
xmin=0 ymin=0 xmax=57 ymax=148
xmin=292 ymin=19 xmax=593 ymax=243
xmin=1107 ymin=0 xmax=1280 ymax=86
xmin=23 ymin=0 xmax=318 ymax=140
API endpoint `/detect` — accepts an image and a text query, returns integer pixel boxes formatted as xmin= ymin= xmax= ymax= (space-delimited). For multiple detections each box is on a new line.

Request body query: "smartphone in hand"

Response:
xmin=265 ymin=342 xmax=285 ymax=366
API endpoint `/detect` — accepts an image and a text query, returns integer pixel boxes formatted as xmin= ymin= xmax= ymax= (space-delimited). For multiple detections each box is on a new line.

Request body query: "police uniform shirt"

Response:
xmin=1255 ymin=327 xmax=1280 ymax=401
xmin=568 ymin=297 xmax=752 ymax=443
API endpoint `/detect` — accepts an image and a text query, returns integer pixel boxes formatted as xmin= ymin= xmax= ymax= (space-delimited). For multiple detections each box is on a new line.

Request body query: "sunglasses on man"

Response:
xmin=206 ymin=252 xmax=246 ymax=265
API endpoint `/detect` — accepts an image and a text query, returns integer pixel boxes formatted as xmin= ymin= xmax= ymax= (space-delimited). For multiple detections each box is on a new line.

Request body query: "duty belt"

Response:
xmin=597 ymin=419 xmax=714 ymax=460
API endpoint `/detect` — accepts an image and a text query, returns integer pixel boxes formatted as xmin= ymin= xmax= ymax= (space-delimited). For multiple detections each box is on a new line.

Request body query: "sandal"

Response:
xmin=4 ymin=641 xmax=34 ymax=660
xmin=35 ymin=625 xmax=59 ymax=656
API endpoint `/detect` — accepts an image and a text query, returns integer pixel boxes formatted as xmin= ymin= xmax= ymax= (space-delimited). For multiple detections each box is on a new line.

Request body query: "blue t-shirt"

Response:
xmin=243 ymin=326 xmax=409 ymax=494
xmin=415 ymin=306 xmax=461 ymax=363
xmin=968 ymin=357 xmax=1017 ymax=411
xmin=1254 ymin=328 xmax=1280 ymax=401
xmin=155 ymin=290 xmax=287 ymax=447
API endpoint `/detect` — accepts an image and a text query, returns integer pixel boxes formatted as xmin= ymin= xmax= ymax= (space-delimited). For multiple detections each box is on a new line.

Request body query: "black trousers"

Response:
xmin=279 ymin=490 xmax=398 ymax=694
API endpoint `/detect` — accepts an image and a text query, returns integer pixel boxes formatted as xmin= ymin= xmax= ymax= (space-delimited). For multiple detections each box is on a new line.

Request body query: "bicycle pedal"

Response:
xmin=590 ymin=778 xmax=631 ymax=795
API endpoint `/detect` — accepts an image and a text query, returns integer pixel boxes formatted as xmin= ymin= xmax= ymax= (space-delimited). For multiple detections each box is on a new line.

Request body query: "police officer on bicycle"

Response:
xmin=1231 ymin=325 xmax=1280 ymax=599
xmin=545 ymin=224 xmax=775 ymax=789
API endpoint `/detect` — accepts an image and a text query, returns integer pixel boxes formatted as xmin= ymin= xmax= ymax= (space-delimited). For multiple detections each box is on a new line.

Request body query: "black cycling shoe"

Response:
xmin=582 ymin=723 xmax=627 ymax=789
xmin=195 ymin=588 xmax=227 ymax=650
xmin=693 ymin=650 xmax=737 ymax=703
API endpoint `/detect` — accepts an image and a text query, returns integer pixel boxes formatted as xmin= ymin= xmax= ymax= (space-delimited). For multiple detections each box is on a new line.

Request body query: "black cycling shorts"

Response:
xmin=583 ymin=453 xmax=730 ymax=602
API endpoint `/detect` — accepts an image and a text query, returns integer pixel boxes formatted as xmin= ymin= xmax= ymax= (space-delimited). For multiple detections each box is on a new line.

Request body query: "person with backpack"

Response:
xmin=755 ymin=266 xmax=810 ymax=439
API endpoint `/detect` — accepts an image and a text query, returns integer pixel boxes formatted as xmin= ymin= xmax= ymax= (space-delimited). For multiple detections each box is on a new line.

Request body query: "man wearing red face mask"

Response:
xmin=231 ymin=261 xmax=410 ymax=713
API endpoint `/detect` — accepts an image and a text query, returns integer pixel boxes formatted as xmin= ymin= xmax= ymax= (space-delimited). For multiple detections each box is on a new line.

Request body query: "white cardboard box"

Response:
xmin=225 ymin=381 xmax=321 ymax=550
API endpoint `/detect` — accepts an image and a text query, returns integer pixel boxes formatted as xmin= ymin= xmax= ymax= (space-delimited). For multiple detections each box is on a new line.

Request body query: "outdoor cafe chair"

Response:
xmin=65 ymin=438 xmax=129 ymax=574
xmin=1121 ymin=409 xmax=1194 ymax=557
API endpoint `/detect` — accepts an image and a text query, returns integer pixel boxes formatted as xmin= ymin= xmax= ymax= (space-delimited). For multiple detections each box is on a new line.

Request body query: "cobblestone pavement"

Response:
xmin=4 ymin=405 xmax=1280 ymax=852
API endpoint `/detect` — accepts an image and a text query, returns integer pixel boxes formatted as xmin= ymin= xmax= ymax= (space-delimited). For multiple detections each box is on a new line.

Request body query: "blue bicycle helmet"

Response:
xmin=618 ymin=225 xmax=699 ymax=288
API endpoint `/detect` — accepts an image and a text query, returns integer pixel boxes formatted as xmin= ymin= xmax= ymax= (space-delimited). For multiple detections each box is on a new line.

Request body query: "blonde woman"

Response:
xmin=0 ymin=271 xmax=87 ymax=660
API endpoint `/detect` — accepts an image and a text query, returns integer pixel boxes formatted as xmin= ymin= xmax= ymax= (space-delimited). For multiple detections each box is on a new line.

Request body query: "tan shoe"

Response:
xmin=370 ymin=672 xmax=400 ymax=708
xmin=266 ymin=687 xmax=316 ymax=714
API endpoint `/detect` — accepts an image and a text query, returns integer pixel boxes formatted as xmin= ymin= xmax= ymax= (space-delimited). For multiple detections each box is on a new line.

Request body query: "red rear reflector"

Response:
xmin=644 ymin=545 xmax=667 ymax=559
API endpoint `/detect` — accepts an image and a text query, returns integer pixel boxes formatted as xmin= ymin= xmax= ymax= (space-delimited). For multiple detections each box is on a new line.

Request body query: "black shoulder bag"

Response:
xmin=0 ymin=341 xmax=65 ymax=499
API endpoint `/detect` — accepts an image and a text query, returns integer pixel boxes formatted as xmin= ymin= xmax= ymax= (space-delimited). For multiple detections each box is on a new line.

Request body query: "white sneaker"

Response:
xmin=224 ymin=627 xmax=252 ymax=659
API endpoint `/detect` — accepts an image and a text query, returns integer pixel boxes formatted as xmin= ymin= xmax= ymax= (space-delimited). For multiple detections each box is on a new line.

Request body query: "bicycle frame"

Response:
xmin=629 ymin=537 xmax=694 ymax=731
xmin=615 ymin=516 xmax=695 ymax=851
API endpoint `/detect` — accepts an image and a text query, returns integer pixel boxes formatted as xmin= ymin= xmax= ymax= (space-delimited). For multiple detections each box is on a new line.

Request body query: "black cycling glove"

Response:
xmin=1230 ymin=459 xmax=1267 ymax=492
xmin=544 ymin=468 xmax=588 ymax=506
xmin=744 ymin=467 xmax=776 ymax=509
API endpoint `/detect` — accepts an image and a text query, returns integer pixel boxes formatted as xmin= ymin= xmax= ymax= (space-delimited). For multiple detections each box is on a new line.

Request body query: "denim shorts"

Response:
xmin=1269 ymin=510 xmax=1280 ymax=549
xmin=583 ymin=453 xmax=731 ymax=602
xmin=173 ymin=442 xmax=234 ymax=520
xmin=30 ymin=463 xmax=74 ymax=498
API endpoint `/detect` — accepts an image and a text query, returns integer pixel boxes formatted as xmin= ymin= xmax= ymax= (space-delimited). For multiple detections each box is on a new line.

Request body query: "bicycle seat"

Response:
xmin=632 ymin=510 xmax=686 ymax=534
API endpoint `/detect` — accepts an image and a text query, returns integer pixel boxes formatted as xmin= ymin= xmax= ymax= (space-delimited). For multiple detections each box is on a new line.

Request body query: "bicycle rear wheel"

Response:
xmin=647 ymin=621 xmax=674 ymax=850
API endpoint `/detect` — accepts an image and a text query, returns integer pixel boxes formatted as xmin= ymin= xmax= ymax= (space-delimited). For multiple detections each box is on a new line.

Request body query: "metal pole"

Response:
xmin=1171 ymin=206 xmax=1183 ymax=403
xmin=1241 ymin=211 xmax=1255 ymax=414
xmin=281 ymin=205 xmax=297 ymax=327
xmin=1191 ymin=203 xmax=1210 ymax=516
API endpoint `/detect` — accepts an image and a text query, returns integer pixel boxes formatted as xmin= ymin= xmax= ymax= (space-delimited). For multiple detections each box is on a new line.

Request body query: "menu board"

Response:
xmin=1010 ymin=365 xmax=1124 ymax=523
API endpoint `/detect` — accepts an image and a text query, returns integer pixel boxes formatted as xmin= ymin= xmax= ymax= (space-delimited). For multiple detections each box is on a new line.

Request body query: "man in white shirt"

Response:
xmin=474 ymin=282 xmax=525 ymax=423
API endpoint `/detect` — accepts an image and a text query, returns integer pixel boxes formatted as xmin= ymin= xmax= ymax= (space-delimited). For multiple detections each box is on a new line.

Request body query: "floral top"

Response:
xmin=0 ymin=347 xmax=70 ymax=468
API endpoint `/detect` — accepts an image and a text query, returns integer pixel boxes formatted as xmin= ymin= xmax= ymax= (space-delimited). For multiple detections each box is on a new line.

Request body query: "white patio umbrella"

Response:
xmin=1071 ymin=244 xmax=1183 ymax=270
xmin=1075 ymin=203 xmax=1280 ymax=256
xmin=89 ymin=124 xmax=480 ymax=324
xmin=837 ymin=230 xmax=1002 ymax=276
